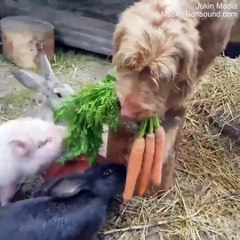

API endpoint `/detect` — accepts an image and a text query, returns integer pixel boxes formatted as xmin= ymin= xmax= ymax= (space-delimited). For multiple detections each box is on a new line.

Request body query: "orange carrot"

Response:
xmin=123 ymin=121 xmax=147 ymax=204
xmin=138 ymin=118 xmax=156 ymax=196
xmin=123 ymin=137 xmax=145 ymax=203
xmin=151 ymin=125 xmax=166 ymax=187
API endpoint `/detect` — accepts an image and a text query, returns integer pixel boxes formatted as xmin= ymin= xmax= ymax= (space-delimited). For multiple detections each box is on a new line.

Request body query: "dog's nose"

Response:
xmin=120 ymin=106 xmax=135 ymax=120
xmin=121 ymin=108 xmax=132 ymax=119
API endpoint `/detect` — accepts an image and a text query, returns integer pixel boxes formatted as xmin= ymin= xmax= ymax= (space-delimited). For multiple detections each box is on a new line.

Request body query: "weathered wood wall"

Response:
xmin=230 ymin=15 xmax=240 ymax=43
xmin=0 ymin=0 xmax=137 ymax=56
xmin=0 ymin=0 xmax=239 ymax=57
xmin=0 ymin=0 xmax=137 ymax=24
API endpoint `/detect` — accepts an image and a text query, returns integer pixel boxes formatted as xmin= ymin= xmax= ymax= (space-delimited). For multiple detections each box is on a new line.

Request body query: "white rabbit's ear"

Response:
xmin=11 ymin=69 xmax=53 ymax=97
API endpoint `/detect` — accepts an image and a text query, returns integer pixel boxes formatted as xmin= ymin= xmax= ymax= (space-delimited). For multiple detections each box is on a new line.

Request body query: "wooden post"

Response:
xmin=106 ymin=125 xmax=135 ymax=166
xmin=0 ymin=16 xmax=54 ymax=69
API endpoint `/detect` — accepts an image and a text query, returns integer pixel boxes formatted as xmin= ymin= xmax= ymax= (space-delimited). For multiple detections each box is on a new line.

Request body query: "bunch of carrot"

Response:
xmin=123 ymin=116 xmax=166 ymax=204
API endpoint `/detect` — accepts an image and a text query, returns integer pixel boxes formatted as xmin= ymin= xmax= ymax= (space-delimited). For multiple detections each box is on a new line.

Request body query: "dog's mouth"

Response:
xmin=120 ymin=108 xmax=154 ymax=122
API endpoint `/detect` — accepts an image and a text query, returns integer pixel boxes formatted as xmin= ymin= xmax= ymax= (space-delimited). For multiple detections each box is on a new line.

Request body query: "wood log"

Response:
xmin=0 ymin=15 xmax=54 ymax=69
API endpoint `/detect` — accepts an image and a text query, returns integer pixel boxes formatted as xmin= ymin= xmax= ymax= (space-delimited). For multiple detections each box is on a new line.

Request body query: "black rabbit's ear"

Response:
xmin=46 ymin=178 xmax=90 ymax=199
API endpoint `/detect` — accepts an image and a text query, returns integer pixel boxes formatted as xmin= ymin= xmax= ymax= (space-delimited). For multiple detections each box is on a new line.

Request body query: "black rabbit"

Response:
xmin=0 ymin=162 xmax=126 ymax=240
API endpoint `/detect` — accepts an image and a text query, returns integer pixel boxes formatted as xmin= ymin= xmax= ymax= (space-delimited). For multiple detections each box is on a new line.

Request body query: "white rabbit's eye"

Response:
xmin=103 ymin=169 xmax=112 ymax=176
xmin=56 ymin=93 xmax=62 ymax=98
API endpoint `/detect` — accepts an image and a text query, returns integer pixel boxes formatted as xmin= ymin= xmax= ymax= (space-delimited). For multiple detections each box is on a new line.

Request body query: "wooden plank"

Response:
xmin=0 ymin=0 xmax=239 ymax=57
xmin=0 ymin=0 xmax=131 ymax=56
xmin=56 ymin=29 xmax=113 ymax=56
xmin=0 ymin=0 xmax=137 ymax=24
xmin=230 ymin=15 xmax=240 ymax=43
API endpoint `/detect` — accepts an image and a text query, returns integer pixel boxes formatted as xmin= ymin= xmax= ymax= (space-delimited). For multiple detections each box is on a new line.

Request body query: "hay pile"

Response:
xmin=104 ymin=56 xmax=240 ymax=240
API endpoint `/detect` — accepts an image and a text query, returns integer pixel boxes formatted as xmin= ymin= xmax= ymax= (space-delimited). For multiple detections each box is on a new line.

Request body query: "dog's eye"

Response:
xmin=103 ymin=169 xmax=112 ymax=176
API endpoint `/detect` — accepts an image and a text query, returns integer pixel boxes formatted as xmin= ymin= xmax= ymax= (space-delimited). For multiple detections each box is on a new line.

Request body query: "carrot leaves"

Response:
xmin=54 ymin=73 xmax=120 ymax=165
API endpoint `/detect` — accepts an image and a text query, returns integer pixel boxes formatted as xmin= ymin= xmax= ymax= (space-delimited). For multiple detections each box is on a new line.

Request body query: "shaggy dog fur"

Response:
xmin=112 ymin=0 xmax=237 ymax=121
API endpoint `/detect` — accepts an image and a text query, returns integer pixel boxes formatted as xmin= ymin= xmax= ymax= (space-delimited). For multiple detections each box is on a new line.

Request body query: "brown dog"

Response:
xmin=107 ymin=0 xmax=238 ymax=192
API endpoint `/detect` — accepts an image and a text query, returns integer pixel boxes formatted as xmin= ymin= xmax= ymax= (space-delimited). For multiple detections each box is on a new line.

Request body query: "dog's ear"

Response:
xmin=175 ymin=41 xmax=201 ymax=98
xmin=113 ymin=24 xmax=126 ymax=55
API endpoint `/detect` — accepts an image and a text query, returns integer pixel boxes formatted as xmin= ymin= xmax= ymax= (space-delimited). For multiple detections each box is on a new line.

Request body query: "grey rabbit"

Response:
xmin=0 ymin=162 xmax=126 ymax=240
xmin=11 ymin=42 xmax=75 ymax=122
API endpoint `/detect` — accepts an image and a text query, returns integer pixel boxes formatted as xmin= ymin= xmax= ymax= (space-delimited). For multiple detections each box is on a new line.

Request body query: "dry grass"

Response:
xmin=102 ymin=57 xmax=240 ymax=240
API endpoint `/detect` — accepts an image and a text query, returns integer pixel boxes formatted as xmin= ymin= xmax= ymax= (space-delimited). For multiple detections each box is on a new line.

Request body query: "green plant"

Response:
xmin=54 ymin=73 xmax=120 ymax=165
